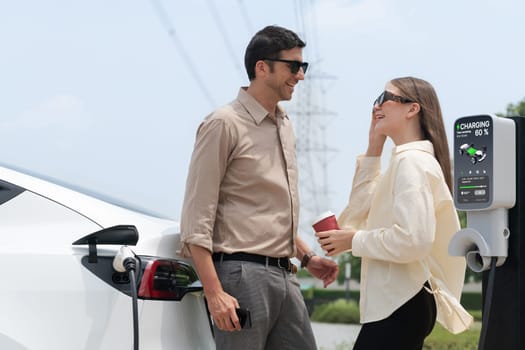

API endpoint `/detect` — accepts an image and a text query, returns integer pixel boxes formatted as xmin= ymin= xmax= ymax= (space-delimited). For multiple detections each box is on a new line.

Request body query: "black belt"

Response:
xmin=212 ymin=252 xmax=297 ymax=273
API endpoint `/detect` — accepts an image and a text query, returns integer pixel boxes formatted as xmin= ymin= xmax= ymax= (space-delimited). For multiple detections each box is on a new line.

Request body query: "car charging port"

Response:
xmin=112 ymin=272 xmax=130 ymax=284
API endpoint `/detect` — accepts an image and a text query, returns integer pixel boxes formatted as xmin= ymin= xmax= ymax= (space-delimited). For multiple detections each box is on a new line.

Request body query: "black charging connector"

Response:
xmin=125 ymin=258 xmax=139 ymax=350
xmin=113 ymin=246 xmax=140 ymax=350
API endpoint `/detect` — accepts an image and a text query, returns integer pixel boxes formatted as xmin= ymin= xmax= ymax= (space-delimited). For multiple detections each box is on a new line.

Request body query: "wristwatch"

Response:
xmin=301 ymin=251 xmax=317 ymax=268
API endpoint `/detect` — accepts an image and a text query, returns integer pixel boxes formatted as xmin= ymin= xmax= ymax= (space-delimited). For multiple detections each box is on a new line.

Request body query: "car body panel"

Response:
xmin=0 ymin=165 xmax=214 ymax=349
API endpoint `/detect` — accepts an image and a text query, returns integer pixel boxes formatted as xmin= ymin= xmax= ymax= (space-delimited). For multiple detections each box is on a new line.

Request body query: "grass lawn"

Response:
xmin=323 ymin=322 xmax=481 ymax=350
xmin=424 ymin=322 xmax=481 ymax=349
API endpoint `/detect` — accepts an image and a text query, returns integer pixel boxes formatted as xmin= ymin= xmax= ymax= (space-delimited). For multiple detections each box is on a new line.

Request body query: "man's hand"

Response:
xmin=206 ymin=289 xmax=241 ymax=331
xmin=188 ymin=245 xmax=242 ymax=331
xmin=306 ymin=255 xmax=338 ymax=288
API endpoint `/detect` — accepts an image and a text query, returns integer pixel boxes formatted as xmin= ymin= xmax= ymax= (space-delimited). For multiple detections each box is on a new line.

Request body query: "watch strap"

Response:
xmin=301 ymin=251 xmax=316 ymax=268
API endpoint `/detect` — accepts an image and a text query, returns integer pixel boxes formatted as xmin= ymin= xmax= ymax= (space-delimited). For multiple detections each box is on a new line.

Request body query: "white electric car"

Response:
xmin=0 ymin=164 xmax=215 ymax=350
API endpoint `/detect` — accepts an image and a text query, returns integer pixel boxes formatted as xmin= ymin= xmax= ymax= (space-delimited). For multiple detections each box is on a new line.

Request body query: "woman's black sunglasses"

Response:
xmin=374 ymin=91 xmax=414 ymax=107
xmin=263 ymin=58 xmax=309 ymax=74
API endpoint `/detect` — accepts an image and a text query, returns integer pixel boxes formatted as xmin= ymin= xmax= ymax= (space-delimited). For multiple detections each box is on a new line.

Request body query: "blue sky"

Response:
xmin=1 ymin=1 xmax=524 ymax=243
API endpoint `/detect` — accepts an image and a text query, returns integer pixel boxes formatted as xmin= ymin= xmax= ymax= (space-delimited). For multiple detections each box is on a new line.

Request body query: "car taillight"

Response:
xmin=137 ymin=258 xmax=203 ymax=301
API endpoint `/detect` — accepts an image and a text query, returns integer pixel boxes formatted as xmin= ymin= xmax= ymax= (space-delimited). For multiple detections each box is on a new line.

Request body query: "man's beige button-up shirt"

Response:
xmin=179 ymin=88 xmax=298 ymax=258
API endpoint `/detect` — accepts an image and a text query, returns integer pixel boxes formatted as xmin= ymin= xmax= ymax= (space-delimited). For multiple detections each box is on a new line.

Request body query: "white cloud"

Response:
xmin=1 ymin=94 xmax=93 ymax=130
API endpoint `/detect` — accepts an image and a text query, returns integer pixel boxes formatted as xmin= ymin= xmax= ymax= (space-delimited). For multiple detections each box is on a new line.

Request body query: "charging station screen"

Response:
xmin=454 ymin=116 xmax=493 ymax=209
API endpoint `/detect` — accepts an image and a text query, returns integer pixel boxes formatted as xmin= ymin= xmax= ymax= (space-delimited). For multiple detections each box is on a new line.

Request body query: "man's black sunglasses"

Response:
xmin=374 ymin=91 xmax=414 ymax=107
xmin=263 ymin=58 xmax=309 ymax=74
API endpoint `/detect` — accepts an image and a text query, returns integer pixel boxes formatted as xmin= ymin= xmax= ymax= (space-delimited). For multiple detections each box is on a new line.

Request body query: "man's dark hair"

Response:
xmin=244 ymin=25 xmax=306 ymax=81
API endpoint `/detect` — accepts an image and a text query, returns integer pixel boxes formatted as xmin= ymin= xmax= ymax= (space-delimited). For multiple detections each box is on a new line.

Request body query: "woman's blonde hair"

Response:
xmin=390 ymin=77 xmax=452 ymax=193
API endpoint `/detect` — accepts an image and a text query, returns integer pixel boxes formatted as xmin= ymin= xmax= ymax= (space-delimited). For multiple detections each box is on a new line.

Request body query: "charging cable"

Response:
xmin=478 ymin=256 xmax=497 ymax=350
xmin=113 ymin=246 xmax=139 ymax=350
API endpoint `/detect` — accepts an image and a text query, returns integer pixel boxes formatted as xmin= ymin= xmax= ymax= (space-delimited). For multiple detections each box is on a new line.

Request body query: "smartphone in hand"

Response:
xmin=236 ymin=308 xmax=252 ymax=329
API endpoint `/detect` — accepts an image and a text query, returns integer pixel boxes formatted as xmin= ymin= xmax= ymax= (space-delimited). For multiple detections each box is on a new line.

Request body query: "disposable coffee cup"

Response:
xmin=312 ymin=211 xmax=340 ymax=232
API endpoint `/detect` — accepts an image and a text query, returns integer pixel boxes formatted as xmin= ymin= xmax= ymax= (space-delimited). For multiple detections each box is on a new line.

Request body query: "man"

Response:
xmin=180 ymin=25 xmax=338 ymax=350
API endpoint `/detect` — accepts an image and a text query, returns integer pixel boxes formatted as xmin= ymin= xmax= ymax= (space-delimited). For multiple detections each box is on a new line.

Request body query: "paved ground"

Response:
xmin=311 ymin=322 xmax=361 ymax=350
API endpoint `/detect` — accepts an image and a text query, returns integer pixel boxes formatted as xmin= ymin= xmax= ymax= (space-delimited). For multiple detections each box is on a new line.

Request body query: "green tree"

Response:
xmin=496 ymin=97 xmax=525 ymax=117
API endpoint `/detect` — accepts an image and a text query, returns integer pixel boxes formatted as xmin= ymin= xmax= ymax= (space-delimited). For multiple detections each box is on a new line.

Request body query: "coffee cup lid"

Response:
xmin=313 ymin=211 xmax=335 ymax=225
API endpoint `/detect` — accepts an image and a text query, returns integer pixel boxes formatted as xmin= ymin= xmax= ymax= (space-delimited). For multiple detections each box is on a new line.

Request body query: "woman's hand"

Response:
xmin=315 ymin=229 xmax=355 ymax=257
xmin=366 ymin=108 xmax=387 ymax=156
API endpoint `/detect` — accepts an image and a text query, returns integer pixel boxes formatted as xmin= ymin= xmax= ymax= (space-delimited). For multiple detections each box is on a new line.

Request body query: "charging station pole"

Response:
xmin=482 ymin=116 xmax=525 ymax=349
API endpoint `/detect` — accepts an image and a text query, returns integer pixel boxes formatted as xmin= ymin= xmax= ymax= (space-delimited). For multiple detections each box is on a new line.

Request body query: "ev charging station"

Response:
xmin=449 ymin=114 xmax=525 ymax=349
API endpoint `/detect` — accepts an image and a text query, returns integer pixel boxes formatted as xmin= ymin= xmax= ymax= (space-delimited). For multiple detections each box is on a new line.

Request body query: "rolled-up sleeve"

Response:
xmin=179 ymin=117 xmax=232 ymax=257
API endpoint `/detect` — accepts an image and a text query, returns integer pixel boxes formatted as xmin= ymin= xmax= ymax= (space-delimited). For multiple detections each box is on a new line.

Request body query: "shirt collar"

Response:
xmin=392 ymin=140 xmax=435 ymax=156
xmin=237 ymin=87 xmax=288 ymax=125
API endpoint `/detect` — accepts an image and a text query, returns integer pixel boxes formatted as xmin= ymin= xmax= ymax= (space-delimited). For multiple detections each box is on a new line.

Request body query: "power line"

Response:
xmin=150 ymin=0 xmax=216 ymax=108
xmin=205 ymin=0 xmax=244 ymax=79
xmin=236 ymin=0 xmax=254 ymax=33
xmin=293 ymin=0 xmax=304 ymax=36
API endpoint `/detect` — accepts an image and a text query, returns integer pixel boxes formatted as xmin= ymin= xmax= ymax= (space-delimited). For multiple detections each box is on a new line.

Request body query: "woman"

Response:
xmin=316 ymin=77 xmax=473 ymax=349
